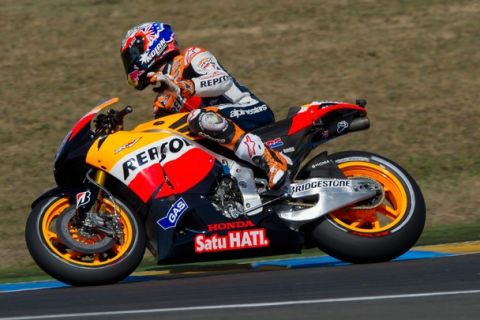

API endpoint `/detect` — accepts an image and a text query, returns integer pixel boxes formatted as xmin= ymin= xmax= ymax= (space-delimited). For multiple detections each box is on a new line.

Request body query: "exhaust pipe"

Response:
xmin=350 ymin=117 xmax=370 ymax=132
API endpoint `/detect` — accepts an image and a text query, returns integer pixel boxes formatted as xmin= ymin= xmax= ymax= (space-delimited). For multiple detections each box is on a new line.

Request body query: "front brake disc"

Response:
xmin=55 ymin=207 xmax=115 ymax=254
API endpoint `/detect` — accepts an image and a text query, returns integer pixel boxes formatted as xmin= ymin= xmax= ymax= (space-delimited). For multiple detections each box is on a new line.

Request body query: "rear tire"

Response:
xmin=309 ymin=151 xmax=426 ymax=263
xmin=25 ymin=196 xmax=146 ymax=286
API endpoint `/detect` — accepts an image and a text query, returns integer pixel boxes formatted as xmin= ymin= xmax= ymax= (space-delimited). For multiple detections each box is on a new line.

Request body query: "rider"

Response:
xmin=120 ymin=22 xmax=290 ymax=189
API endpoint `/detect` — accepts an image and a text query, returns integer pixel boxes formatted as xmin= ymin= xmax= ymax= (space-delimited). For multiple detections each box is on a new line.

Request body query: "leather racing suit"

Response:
xmin=150 ymin=47 xmax=290 ymax=188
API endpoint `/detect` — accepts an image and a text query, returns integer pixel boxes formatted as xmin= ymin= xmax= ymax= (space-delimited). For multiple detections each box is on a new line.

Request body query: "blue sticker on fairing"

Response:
xmin=157 ymin=197 xmax=189 ymax=230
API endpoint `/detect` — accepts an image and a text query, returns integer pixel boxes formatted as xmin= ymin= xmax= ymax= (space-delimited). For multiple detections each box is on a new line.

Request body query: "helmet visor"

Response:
xmin=121 ymin=37 xmax=149 ymax=89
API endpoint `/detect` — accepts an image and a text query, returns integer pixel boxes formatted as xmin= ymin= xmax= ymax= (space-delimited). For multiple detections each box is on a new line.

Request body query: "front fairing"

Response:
xmin=84 ymin=112 xmax=218 ymax=203
xmin=54 ymin=98 xmax=119 ymax=186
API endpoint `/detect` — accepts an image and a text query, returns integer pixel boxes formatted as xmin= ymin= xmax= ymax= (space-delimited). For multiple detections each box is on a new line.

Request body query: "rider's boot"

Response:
xmin=234 ymin=133 xmax=291 ymax=189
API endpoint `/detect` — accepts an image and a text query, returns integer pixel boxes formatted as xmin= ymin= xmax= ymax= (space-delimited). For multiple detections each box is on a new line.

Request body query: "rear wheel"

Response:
xmin=25 ymin=196 xmax=145 ymax=286
xmin=310 ymin=151 xmax=426 ymax=263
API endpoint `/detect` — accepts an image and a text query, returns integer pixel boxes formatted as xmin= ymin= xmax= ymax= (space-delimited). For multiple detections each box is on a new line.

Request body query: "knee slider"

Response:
xmin=187 ymin=109 xmax=204 ymax=134
xmin=187 ymin=109 xmax=235 ymax=143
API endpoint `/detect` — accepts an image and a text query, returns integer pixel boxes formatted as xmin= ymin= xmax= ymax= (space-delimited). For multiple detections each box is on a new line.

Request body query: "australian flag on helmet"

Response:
xmin=121 ymin=22 xmax=179 ymax=90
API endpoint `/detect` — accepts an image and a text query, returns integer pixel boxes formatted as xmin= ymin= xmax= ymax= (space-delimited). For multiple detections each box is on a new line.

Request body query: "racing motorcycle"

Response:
xmin=25 ymin=97 xmax=426 ymax=286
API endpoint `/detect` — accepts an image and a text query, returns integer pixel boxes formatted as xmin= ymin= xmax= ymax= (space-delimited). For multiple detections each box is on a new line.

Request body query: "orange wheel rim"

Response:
xmin=328 ymin=161 xmax=408 ymax=234
xmin=41 ymin=197 xmax=134 ymax=266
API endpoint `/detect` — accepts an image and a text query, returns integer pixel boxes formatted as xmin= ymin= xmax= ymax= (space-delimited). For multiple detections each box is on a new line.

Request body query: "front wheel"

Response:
xmin=25 ymin=195 xmax=146 ymax=286
xmin=310 ymin=151 xmax=426 ymax=263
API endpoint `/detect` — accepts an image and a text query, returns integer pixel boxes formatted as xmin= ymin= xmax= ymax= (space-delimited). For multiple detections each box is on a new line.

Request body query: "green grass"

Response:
xmin=417 ymin=224 xmax=480 ymax=246
xmin=1 ymin=0 xmax=479 ymax=271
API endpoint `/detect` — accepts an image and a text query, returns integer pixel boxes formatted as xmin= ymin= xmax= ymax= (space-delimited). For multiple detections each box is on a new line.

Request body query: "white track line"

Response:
xmin=2 ymin=289 xmax=480 ymax=320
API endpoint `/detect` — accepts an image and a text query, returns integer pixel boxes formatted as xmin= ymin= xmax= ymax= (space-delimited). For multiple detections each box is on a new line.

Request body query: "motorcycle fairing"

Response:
xmin=150 ymin=198 xmax=304 ymax=262
xmin=287 ymin=101 xmax=366 ymax=135
xmin=166 ymin=220 xmax=304 ymax=263
xmin=146 ymin=163 xmax=223 ymax=260
xmin=252 ymin=102 xmax=367 ymax=158
xmin=132 ymin=113 xmax=197 ymax=140
xmin=144 ymin=158 xmax=304 ymax=262
xmin=86 ymin=129 xmax=216 ymax=203
xmin=69 ymin=98 xmax=120 ymax=142
xmin=54 ymin=99 xmax=121 ymax=186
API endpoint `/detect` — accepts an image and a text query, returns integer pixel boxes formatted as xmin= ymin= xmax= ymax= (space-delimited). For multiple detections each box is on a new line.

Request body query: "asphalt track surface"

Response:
xmin=1 ymin=253 xmax=479 ymax=320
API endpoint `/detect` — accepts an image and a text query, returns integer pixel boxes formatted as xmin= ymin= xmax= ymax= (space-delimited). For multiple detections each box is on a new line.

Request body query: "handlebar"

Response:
xmin=94 ymin=106 xmax=134 ymax=134
xmin=117 ymin=105 xmax=133 ymax=118
xmin=111 ymin=106 xmax=133 ymax=126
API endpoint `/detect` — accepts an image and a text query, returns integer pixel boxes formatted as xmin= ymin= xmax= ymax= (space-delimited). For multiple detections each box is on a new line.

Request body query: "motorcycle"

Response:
xmin=25 ymin=97 xmax=426 ymax=286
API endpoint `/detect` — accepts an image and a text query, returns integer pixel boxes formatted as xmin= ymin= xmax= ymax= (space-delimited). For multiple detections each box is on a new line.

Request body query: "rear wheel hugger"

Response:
xmin=309 ymin=151 xmax=426 ymax=263
xmin=25 ymin=196 xmax=146 ymax=286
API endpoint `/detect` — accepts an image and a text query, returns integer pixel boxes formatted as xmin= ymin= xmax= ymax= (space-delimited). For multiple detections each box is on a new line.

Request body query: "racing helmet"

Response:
xmin=120 ymin=22 xmax=179 ymax=90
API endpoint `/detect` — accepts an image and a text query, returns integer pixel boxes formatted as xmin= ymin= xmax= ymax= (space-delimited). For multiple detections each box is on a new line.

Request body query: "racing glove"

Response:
xmin=148 ymin=72 xmax=195 ymax=112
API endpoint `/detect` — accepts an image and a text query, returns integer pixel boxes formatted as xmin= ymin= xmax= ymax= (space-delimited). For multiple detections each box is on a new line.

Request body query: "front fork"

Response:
xmin=92 ymin=170 xmax=107 ymax=212
xmin=94 ymin=170 xmax=107 ymax=191
xmin=83 ymin=169 xmax=122 ymax=238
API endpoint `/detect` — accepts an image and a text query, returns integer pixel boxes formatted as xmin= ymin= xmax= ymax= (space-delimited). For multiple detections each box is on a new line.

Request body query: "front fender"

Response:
xmin=31 ymin=185 xmax=96 ymax=210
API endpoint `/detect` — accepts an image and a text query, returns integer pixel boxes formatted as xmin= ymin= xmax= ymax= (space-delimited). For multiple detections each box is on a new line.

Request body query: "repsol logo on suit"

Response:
xmin=122 ymin=138 xmax=192 ymax=180
xmin=199 ymin=75 xmax=230 ymax=88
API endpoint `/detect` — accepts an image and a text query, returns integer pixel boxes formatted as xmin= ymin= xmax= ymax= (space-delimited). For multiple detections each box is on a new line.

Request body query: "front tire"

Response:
xmin=310 ymin=151 xmax=426 ymax=263
xmin=25 ymin=196 xmax=146 ymax=286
